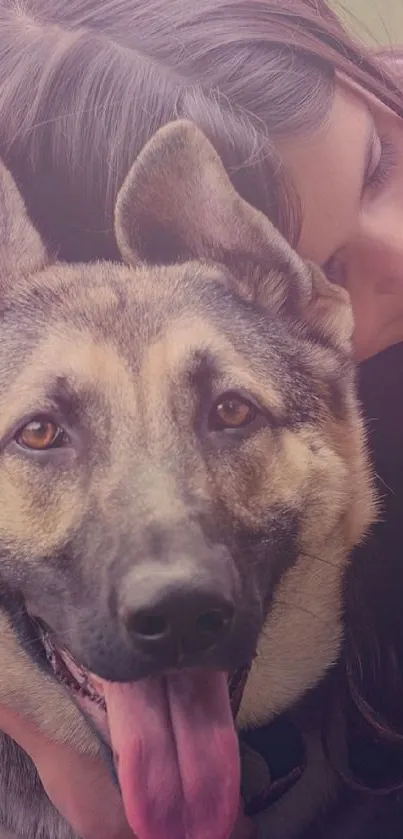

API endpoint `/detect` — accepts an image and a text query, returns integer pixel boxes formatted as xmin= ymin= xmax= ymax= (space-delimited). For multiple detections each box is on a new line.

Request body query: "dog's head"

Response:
xmin=0 ymin=122 xmax=374 ymax=839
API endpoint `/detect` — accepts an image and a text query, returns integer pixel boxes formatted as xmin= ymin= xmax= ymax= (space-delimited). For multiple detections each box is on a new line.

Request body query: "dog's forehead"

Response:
xmin=7 ymin=258 xmax=290 ymax=362
xmin=33 ymin=260 xmax=233 ymax=338
xmin=0 ymin=259 xmax=313 ymax=425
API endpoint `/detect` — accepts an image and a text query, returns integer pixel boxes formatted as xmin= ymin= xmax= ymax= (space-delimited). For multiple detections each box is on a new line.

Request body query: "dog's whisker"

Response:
xmin=273 ymin=597 xmax=335 ymax=631
xmin=300 ymin=549 xmax=340 ymax=570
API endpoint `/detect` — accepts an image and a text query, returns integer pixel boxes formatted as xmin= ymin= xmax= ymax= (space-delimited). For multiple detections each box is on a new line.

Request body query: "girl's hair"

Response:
xmin=0 ymin=0 xmax=402 ymax=262
xmin=1 ymin=0 xmax=403 ymax=795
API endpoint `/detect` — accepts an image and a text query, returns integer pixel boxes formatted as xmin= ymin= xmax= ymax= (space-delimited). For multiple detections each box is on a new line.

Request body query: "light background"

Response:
xmin=332 ymin=1 xmax=403 ymax=45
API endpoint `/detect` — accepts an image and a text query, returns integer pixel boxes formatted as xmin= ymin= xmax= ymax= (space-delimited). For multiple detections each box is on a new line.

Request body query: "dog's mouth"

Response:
xmin=37 ymin=621 xmax=246 ymax=839
xmin=38 ymin=625 xmax=110 ymax=739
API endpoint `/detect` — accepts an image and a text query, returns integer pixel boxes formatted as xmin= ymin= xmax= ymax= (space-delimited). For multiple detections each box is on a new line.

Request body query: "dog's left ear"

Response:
xmin=0 ymin=160 xmax=49 ymax=289
xmin=115 ymin=120 xmax=352 ymax=352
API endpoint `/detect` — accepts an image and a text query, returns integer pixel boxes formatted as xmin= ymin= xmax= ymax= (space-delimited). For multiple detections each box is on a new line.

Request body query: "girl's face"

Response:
xmin=278 ymin=83 xmax=403 ymax=361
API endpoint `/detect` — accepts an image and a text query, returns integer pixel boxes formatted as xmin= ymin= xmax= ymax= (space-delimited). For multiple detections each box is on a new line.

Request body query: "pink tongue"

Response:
xmin=99 ymin=671 xmax=240 ymax=839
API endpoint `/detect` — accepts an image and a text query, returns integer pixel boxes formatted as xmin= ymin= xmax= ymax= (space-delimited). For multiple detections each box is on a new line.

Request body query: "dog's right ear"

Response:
xmin=0 ymin=160 xmax=49 ymax=289
xmin=115 ymin=121 xmax=353 ymax=353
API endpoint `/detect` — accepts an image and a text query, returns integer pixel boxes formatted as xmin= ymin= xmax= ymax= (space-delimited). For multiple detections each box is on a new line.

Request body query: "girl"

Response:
xmin=0 ymin=1 xmax=402 ymax=836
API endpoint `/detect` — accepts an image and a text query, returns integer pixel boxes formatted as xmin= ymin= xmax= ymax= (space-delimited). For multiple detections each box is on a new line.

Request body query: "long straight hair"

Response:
xmin=0 ymin=0 xmax=402 ymax=262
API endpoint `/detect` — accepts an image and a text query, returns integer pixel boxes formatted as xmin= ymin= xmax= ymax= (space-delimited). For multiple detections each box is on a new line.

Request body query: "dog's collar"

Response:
xmin=229 ymin=666 xmax=306 ymax=817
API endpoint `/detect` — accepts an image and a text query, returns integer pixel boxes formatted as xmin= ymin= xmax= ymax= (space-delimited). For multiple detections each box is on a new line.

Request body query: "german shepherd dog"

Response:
xmin=0 ymin=120 xmax=374 ymax=839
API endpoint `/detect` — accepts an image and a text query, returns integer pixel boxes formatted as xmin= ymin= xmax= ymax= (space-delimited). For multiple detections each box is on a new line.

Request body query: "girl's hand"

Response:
xmin=0 ymin=704 xmax=135 ymax=838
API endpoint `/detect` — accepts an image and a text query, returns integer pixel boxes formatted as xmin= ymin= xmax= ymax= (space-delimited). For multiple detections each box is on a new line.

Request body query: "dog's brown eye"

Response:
xmin=209 ymin=394 xmax=257 ymax=431
xmin=15 ymin=419 xmax=66 ymax=451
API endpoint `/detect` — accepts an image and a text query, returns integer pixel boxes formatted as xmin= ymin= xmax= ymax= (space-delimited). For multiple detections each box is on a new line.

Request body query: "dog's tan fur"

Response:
xmin=0 ymin=122 xmax=375 ymax=838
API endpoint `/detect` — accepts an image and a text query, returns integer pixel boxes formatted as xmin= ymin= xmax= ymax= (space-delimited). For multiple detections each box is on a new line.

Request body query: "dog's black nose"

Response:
xmin=118 ymin=563 xmax=236 ymax=658
xmin=128 ymin=591 xmax=234 ymax=655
